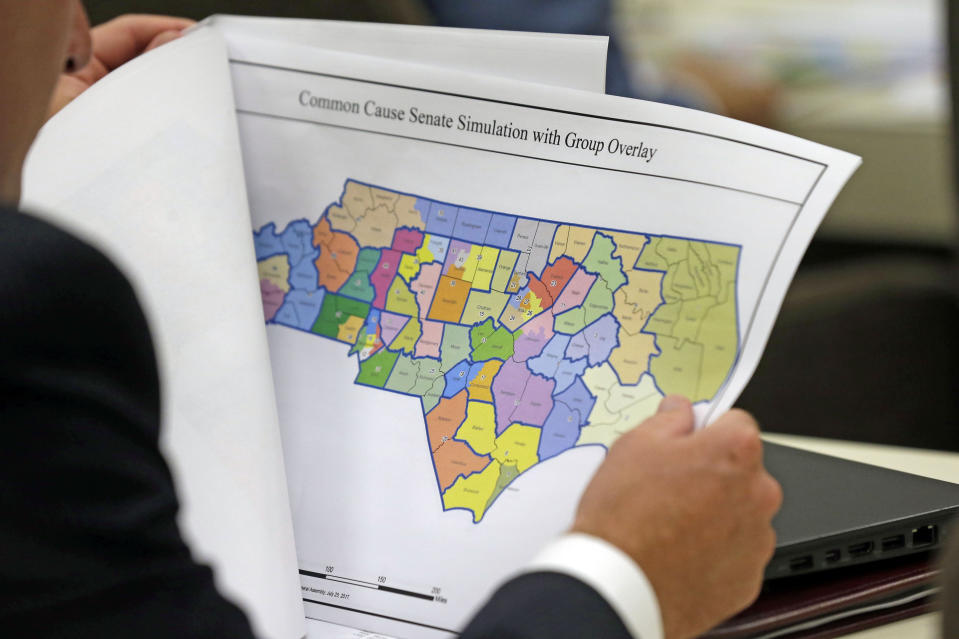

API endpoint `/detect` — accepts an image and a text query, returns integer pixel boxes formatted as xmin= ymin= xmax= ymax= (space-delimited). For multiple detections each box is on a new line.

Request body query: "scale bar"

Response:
xmin=300 ymin=569 xmax=435 ymax=601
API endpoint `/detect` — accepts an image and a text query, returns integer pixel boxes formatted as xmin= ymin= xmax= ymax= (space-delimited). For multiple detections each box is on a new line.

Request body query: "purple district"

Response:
xmin=512 ymin=374 xmax=555 ymax=432
xmin=289 ymin=248 xmax=319 ymax=292
xmin=553 ymin=358 xmax=588 ymax=394
xmin=492 ymin=358 xmax=555 ymax=433
xmin=413 ymin=197 xmax=432 ymax=226
xmin=279 ymin=219 xmax=315 ymax=268
xmin=555 ymin=377 xmax=596 ymax=419
xmin=484 ymin=213 xmax=516 ymax=249
xmin=453 ymin=207 xmax=492 ymax=244
xmin=512 ymin=311 xmax=555 ymax=362
xmin=274 ymin=289 xmax=325 ymax=330
xmin=443 ymin=239 xmax=473 ymax=274
xmin=426 ymin=200 xmax=458 ymax=236
xmin=253 ymin=223 xmax=283 ymax=260
xmin=538 ymin=402 xmax=582 ymax=460
xmin=565 ymin=314 xmax=619 ymax=366
xmin=527 ymin=334 xmax=572 ymax=377
xmin=379 ymin=311 xmax=409 ymax=346
xmin=260 ymin=279 xmax=286 ymax=322
xmin=539 ymin=377 xmax=595 ymax=460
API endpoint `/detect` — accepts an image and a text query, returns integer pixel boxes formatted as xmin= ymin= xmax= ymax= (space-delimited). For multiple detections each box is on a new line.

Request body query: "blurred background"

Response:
xmin=85 ymin=0 xmax=959 ymax=450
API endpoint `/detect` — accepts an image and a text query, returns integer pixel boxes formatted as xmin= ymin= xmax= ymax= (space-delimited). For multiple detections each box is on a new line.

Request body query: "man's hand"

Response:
xmin=572 ymin=396 xmax=782 ymax=639
xmin=48 ymin=14 xmax=194 ymax=118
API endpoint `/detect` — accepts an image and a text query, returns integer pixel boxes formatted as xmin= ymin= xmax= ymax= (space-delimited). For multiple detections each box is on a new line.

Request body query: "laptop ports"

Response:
xmin=881 ymin=535 xmax=905 ymax=552
xmin=824 ymin=549 xmax=841 ymax=564
xmin=848 ymin=541 xmax=874 ymax=558
xmin=912 ymin=525 xmax=938 ymax=547
xmin=788 ymin=555 xmax=814 ymax=572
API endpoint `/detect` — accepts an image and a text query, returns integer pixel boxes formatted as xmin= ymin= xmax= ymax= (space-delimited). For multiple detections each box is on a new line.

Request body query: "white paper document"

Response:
xmin=229 ymin=37 xmax=858 ymax=638
xmin=202 ymin=14 xmax=609 ymax=93
xmin=21 ymin=21 xmax=858 ymax=639
xmin=21 ymin=30 xmax=304 ymax=639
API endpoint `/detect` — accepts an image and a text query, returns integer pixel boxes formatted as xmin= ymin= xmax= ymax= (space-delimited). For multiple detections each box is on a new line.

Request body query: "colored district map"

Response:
xmin=254 ymin=179 xmax=740 ymax=523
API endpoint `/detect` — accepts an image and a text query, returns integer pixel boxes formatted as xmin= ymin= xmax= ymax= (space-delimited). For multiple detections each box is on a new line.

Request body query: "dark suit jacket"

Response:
xmin=0 ymin=206 xmax=631 ymax=639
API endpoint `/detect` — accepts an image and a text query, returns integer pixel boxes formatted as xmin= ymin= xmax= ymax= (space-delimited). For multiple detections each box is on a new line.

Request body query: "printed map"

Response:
xmin=255 ymin=179 xmax=740 ymax=522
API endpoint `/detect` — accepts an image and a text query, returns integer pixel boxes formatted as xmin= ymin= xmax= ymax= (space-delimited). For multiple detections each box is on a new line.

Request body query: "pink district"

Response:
xmin=392 ymin=228 xmax=424 ymax=254
xmin=260 ymin=279 xmax=286 ymax=322
xmin=554 ymin=268 xmax=596 ymax=312
xmin=370 ymin=249 xmax=402 ymax=309
xmin=411 ymin=263 xmax=442 ymax=319
xmin=512 ymin=311 xmax=555 ymax=362
xmin=491 ymin=358 xmax=555 ymax=434
xmin=415 ymin=320 xmax=444 ymax=358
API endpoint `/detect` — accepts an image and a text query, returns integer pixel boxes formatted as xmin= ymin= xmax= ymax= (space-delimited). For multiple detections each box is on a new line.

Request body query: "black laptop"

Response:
xmin=764 ymin=442 xmax=959 ymax=579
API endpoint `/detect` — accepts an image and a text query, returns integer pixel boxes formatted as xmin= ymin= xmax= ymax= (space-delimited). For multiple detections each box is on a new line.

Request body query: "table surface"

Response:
xmin=762 ymin=433 xmax=959 ymax=639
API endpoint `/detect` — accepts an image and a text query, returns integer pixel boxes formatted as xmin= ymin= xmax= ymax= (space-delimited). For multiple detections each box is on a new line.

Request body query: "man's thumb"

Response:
xmin=650 ymin=395 xmax=695 ymax=437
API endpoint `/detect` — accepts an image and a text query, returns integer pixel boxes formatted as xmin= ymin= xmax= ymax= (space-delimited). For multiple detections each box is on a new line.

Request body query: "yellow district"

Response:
xmin=398 ymin=253 xmax=421 ymax=283
xmin=459 ymin=244 xmax=485 ymax=282
xmin=361 ymin=331 xmax=379 ymax=349
xmin=671 ymin=296 xmax=717 ymax=344
xmin=491 ymin=251 xmax=518 ymax=292
xmin=390 ymin=317 xmax=421 ymax=354
xmin=257 ymin=255 xmax=291 ymax=292
xmin=695 ymin=281 xmax=738 ymax=401
xmin=386 ymin=276 xmax=419 ymax=316
xmin=467 ymin=360 xmax=502 ymax=403
xmin=336 ymin=314 xmax=366 ymax=345
xmin=455 ymin=401 xmax=497 ymax=455
xmin=471 ymin=246 xmax=500 ymax=290
xmin=492 ymin=423 xmax=540 ymax=473
xmin=520 ymin=290 xmax=545 ymax=317
xmin=443 ymin=461 xmax=501 ymax=523
xmin=415 ymin=234 xmax=438 ymax=265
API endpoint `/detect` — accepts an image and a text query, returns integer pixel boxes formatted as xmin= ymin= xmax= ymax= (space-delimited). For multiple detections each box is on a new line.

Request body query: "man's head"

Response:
xmin=0 ymin=1 xmax=91 ymax=204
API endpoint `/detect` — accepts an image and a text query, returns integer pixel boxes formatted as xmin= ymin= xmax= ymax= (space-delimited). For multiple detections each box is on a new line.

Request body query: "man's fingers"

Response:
xmin=47 ymin=76 xmax=88 ymax=119
xmin=758 ymin=470 xmax=784 ymax=516
xmin=701 ymin=409 xmax=763 ymax=469
xmin=144 ymin=30 xmax=183 ymax=54
xmin=90 ymin=15 xmax=194 ymax=71
xmin=646 ymin=395 xmax=695 ymax=438
xmin=66 ymin=56 xmax=108 ymax=89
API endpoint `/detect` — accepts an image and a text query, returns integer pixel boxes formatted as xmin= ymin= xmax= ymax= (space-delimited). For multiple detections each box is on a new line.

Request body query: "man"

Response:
xmin=0 ymin=3 xmax=781 ymax=638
